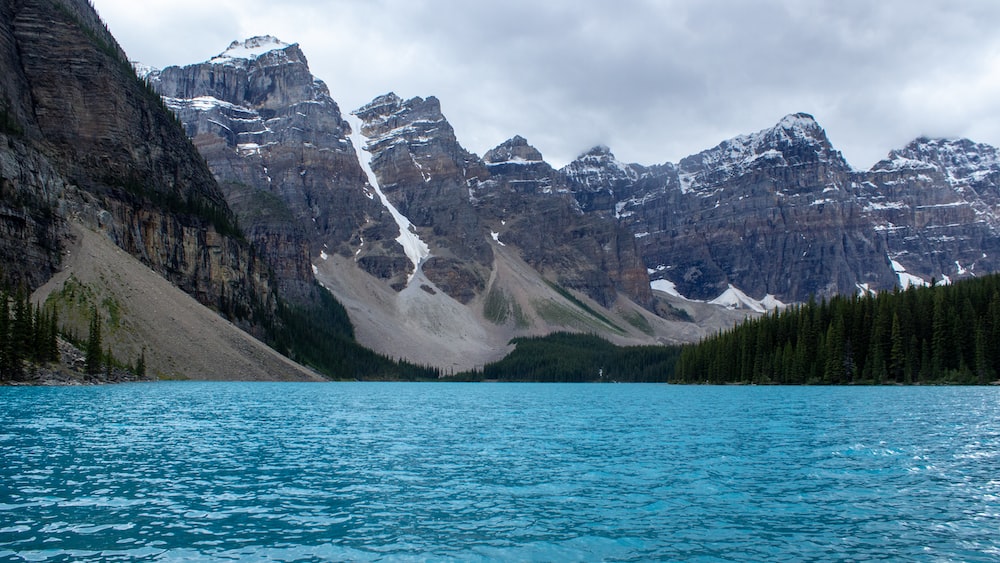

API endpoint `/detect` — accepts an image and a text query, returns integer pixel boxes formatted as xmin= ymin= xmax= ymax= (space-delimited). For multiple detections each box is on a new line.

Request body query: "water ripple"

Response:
xmin=2 ymin=383 xmax=999 ymax=561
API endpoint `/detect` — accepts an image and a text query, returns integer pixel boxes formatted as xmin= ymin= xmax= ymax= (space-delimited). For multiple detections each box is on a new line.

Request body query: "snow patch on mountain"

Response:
xmin=211 ymin=36 xmax=290 ymax=65
xmin=347 ymin=113 xmax=430 ymax=280
xmin=709 ymin=285 xmax=784 ymax=313
xmin=650 ymin=278 xmax=682 ymax=298
xmin=652 ymin=278 xmax=784 ymax=312
xmin=889 ymin=257 xmax=928 ymax=289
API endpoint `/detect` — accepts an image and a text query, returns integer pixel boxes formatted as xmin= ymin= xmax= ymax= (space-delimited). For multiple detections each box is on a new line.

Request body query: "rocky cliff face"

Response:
xmin=0 ymin=0 xmax=276 ymax=332
xmin=860 ymin=137 xmax=1000 ymax=285
xmin=564 ymin=113 xmax=1000 ymax=305
xmin=347 ymin=91 xmax=652 ymax=308
xmin=352 ymin=93 xmax=491 ymax=299
xmin=475 ymin=136 xmax=651 ymax=308
xmin=147 ymin=37 xmax=391 ymax=301
xmin=581 ymin=114 xmax=896 ymax=303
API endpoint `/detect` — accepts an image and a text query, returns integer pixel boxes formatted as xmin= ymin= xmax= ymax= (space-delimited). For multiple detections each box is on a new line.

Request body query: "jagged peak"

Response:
xmin=131 ymin=61 xmax=158 ymax=80
xmin=209 ymin=36 xmax=295 ymax=64
xmin=577 ymin=145 xmax=615 ymax=160
xmin=678 ymin=111 xmax=844 ymax=180
xmin=776 ymin=112 xmax=821 ymax=135
xmin=484 ymin=135 xmax=544 ymax=164
xmin=356 ymin=92 xmax=403 ymax=115
xmin=872 ymin=136 xmax=1000 ymax=176
xmin=562 ymin=144 xmax=640 ymax=189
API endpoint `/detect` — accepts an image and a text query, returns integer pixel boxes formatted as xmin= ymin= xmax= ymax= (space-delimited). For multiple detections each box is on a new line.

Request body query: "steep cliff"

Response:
xmin=352 ymin=92 xmax=490 ymax=298
xmin=566 ymin=115 xmax=905 ymax=304
xmin=1 ymin=0 xmax=278 ymax=328
xmin=147 ymin=36 xmax=391 ymax=302
xmin=860 ymin=137 xmax=1000 ymax=285
xmin=563 ymin=114 xmax=1000 ymax=305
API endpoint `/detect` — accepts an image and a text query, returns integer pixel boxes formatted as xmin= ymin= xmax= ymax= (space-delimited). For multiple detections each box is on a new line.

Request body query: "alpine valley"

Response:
xmin=3 ymin=0 xmax=1000 ymax=379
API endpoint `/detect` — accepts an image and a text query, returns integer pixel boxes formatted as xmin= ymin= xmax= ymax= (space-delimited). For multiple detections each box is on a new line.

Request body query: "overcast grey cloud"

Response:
xmin=92 ymin=0 xmax=1000 ymax=169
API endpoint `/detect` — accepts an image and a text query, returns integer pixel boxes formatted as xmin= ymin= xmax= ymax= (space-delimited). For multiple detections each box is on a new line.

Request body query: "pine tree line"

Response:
xmin=0 ymin=289 xmax=59 ymax=381
xmin=675 ymin=274 xmax=1000 ymax=385
xmin=464 ymin=332 xmax=681 ymax=382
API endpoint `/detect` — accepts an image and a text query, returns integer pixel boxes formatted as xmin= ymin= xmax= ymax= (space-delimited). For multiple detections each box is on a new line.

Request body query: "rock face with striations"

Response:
xmin=352 ymin=94 xmax=652 ymax=307
xmin=475 ymin=136 xmax=652 ymax=308
xmin=565 ymin=115 xmax=890 ymax=304
xmin=146 ymin=36 xmax=394 ymax=301
xmin=352 ymin=93 xmax=491 ymax=299
xmin=563 ymin=113 xmax=1000 ymax=305
xmin=859 ymin=137 xmax=1000 ymax=284
xmin=0 ymin=0 xmax=274 ymax=329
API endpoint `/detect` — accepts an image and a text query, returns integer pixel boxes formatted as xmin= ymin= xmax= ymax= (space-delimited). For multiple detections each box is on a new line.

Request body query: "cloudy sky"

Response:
xmin=92 ymin=0 xmax=1000 ymax=169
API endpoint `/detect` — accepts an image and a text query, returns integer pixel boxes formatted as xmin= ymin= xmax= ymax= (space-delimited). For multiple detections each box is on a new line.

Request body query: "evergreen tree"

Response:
xmin=931 ymin=291 xmax=949 ymax=377
xmin=889 ymin=312 xmax=906 ymax=383
xmin=0 ymin=290 xmax=9 ymax=379
xmin=974 ymin=323 xmax=992 ymax=384
xmin=7 ymin=289 xmax=32 ymax=380
xmin=135 ymin=349 xmax=146 ymax=378
xmin=85 ymin=309 xmax=103 ymax=375
xmin=48 ymin=308 xmax=59 ymax=363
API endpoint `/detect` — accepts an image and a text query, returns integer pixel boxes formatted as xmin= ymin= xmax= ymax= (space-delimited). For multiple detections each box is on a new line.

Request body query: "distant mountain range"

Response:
xmin=4 ymin=4 xmax=999 ymax=378
xmin=138 ymin=35 xmax=1000 ymax=368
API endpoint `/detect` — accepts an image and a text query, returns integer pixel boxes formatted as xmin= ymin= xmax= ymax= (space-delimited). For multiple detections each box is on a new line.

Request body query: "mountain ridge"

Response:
xmin=134 ymin=34 xmax=1000 ymax=370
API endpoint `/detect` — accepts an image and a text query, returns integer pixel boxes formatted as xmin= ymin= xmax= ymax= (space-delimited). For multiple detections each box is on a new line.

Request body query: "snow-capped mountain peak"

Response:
xmin=776 ymin=112 xmax=823 ymax=138
xmin=562 ymin=144 xmax=640 ymax=190
xmin=210 ymin=36 xmax=292 ymax=64
xmin=873 ymin=137 xmax=1000 ymax=183
xmin=676 ymin=112 xmax=847 ymax=194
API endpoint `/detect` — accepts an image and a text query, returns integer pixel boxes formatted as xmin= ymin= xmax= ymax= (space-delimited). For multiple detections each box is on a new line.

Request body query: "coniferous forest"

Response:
xmin=675 ymin=274 xmax=1000 ymax=385
xmin=470 ymin=274 xmax=1000 ymax=384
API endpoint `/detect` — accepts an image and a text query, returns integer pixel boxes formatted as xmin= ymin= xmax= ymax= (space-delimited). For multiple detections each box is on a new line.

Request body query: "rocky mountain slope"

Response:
xmin=1 ymin=0 xmax=276 ymax=324
xmin=860 ymin=137 xmax=1000 ymax=286
xmin=150 ymin=40 xmax=695 ymax=371
xmin=0 ymin=1 xmax=351 ymax=379
xmin=565 ymin=115 xmax=1000 ymax=304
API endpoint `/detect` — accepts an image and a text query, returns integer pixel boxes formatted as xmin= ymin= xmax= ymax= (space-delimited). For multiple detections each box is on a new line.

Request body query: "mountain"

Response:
xmin=148 ymin=36 xmax=1000 ymax=371
xmin=565 ymin=114 xmax=1000 ymax=304
xmin=145 ymin=36 xmax=390 ymax=303
xmin=860 ymin=137 xmax=1000 ymax=286
xmin=567 ymin=114 xmax=894 ymax=303
xmin=149 ymin=41 xmax=734 ymax=371
xmin=0 ymin=0 xmax=322 ymax=379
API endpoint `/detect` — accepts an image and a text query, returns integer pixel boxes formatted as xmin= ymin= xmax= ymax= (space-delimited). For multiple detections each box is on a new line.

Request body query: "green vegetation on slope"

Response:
xmin=266 ymin=282 xmax=440 ymax=380
xmin=0 ymin=287 xmax=59 ymax=381
xmin=543 ymin=280 xmax=624 ymax=333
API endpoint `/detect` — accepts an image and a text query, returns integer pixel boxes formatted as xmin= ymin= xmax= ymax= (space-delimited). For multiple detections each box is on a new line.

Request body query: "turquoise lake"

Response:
xmin=1 ymin=383 xmax=998 ymax=561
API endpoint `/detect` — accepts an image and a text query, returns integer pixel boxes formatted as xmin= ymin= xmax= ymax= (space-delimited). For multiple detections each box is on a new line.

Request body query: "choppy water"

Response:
xmin=1 ymin=383 xmax=999 ymax=562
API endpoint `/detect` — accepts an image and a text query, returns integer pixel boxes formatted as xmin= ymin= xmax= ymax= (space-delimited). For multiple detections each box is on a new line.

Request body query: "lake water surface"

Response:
xmin=1 ymin=383 xmax=999 ymax=561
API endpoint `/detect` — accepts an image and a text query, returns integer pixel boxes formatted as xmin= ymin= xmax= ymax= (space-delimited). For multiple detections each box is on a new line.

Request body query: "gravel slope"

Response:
xmin=32 ymin=224 xmax=324 ymax=381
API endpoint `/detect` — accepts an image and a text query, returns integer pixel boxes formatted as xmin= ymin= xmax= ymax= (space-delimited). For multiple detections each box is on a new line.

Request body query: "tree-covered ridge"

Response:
xmin=675 ymin=275 xmax=1000 ymax=385
xmin=461 ymin=332 xmax=681 ymax=382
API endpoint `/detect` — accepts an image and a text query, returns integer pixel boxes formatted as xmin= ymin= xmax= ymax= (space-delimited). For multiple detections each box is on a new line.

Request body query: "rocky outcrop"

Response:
xmin=562 ymin=114 xmax=1000 ymax=304
xmin=1 ymin=0 xmax=276 ymax=333
xmin=860 ymin=137 xmax=1000 ymax=284
xmin=477 ymin=136 xmax=651 ymax=308
xmin=352 ymin=93 xmax=653 ymax=308
xmin=354 ymin=93 xmax=492 ymax=266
